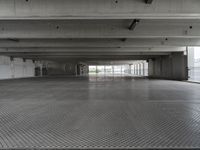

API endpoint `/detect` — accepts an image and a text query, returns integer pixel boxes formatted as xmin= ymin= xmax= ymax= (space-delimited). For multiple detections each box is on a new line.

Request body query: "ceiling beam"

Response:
xmin=0 ymin=52 xmax=170 ymax=56
xmin=0 ymin=47 xmax=186 ymax=53
xmin=0 ymin=20 xmax=198 ymax=38
xmin=8 ymin=56 xmax=159 ymax=62
xmin=0 ymin=0 xmax=199 ymax=19
xmin=0 ymin=38 xmax=198 ymax=48
xmin=1 ymin=54 xmax=167 ymax=62
xmin=0 ymin=38 xmax=199 ymax=48
xmin=86 ymin=60 xmax=146 ymax=65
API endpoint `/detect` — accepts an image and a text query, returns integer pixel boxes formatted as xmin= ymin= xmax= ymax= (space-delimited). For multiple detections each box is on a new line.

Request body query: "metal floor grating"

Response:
xmin=0 ymin=77 xmax=200 ymax=149
xmin=0 ymin=101 xmax=200 ymax=149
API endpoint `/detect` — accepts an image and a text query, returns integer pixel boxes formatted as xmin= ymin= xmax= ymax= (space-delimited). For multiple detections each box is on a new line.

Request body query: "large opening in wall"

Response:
xmin=188 ymin=47 xmax=200 ymax=82
xmin=89 ymin=61 xmax=148 ymax=77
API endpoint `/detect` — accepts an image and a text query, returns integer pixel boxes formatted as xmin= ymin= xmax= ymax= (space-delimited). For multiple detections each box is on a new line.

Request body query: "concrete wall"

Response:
xmin=0 ymin=57 xmax=78 ymax=78
xmin=40 ymin=61 xmax=89 ymax=76
xmin=148 ymin=52 xmax=188 ymax=80
xmin=46 ymin=62 xmax=76 ymax=76
xmin=0 ymin=56 xmax=35 ymax=79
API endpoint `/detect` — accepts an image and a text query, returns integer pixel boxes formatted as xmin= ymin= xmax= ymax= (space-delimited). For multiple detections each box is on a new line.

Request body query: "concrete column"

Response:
xmin=129 ymin=64 xmax=132 ymax=75
xmin=135 ymin=65 xmax=137 ymax=75
xmin=145 ymin=62 xmax=149 ymax=76
xmin=23 ymin=59 xmax=26 ymax=77
xmin=10 ymin=59 xmax=15 ymax=78
xmin=96 ymin=66 xmax=98 ymax=74
xmin=75 ymin=64 xmax=78 ymax=76
xmin=139 ymin=64 xmax=141 ymax=75
xmin=136 ymin=64 xmax=139 ymax=75
xmin=112 ymin=66 xmax=114 ymax=75
xmin=139 ymin=63 xmax=142 ymax=76
xmin=40 ymin=64 xmax=43 ymax=77
xmin=134 ymin=65 xmax=136 ymax=75
xmin=143 ymin=62 xmax=145 ymax=76
xmin=138 ymin=64 xmax=140 ymax=75
xmin=141 ymin=63 xmax=144 ymax=76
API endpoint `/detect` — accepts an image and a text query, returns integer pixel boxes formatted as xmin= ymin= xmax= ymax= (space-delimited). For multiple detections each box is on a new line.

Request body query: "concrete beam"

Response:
xmin=0 ymin=46 xmax=179 ymax=61
xmin=0 ymin=47 xmax=186 ymax=52
xmin=0 ymin=52 xmax=170 ymax=56
xmin=3 ymin=55 xmax=163 ymax=62
xmin=0 ymin=20 xmax=198 ymax=38
xmin=86 ymin=60 xmax=147 ymax=65
xmin=0 ymin=0 xmax=199 ymax=19
xmin=0 ymin=38 xmax=199 ymax=48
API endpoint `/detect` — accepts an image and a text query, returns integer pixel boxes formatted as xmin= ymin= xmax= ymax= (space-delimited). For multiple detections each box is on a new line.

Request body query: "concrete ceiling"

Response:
xmin=0 ymin=0 xmax=199 ymax=61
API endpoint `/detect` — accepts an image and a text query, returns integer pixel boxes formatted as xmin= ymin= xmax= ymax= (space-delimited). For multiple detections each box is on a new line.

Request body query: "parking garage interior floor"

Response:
xmin=0 ymin=76 xmax=200 ymax=149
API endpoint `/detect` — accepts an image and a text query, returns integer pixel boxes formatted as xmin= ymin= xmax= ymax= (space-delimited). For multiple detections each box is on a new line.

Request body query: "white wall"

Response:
xmin=0 ymin=56 xmax=35 ymax=79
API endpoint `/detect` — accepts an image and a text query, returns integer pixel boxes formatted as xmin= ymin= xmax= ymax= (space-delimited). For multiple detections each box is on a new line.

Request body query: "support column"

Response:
xmin=134 ymin=64 xmax=136 ymax=75
xmin=10 ymin=58 xmax=14 ymax=78
xmin=96 ymin=66 xmax=98 ymax=74
xmin=143 ymin=62 xmax=145 ymax=76
xmin=112 ymin=66 xmax=114 ymax=75
xmin=121 ymin=66 xmax=122 ymax=75
xmin=129 ymin=64 xmax=132 ymax=75
xmin=75 ymin=64 xmax=78 ymax=76
xmin=136 ymin=64 xmax=139 ymax=75
xmin=140 ymin=63 xmax=143 ymax=76
xmin=40 ymin=63 xmax=43 ymax=77
xmin=134 ymin=65 xmax=136 ymax=75
xmin=139 ymin=63 xmax=141 ymax=76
